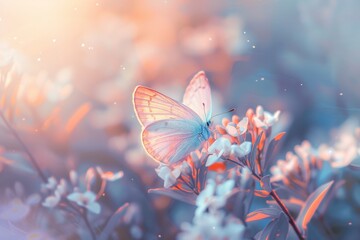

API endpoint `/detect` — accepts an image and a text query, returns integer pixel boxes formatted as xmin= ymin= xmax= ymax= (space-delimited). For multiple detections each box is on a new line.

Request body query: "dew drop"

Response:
xmin=252 ymin=45 xmax=256 ymax=49
xmin=260 ymin=77 xmax=265 ymax=81
xmin=339 ymin=92 xmax=343 ymax=96
xmin=348 ymin=222 xmax=352 ymax=226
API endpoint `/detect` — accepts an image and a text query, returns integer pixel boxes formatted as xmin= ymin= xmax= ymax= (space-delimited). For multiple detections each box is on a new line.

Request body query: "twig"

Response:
xmin=82 ymin=208 xmax=97 ymax=240
xmin=270 ymin=190 xmax=305 ymax=240
xmin=223 ymin=158 xmax=304 ymax=240
xmin=63 ymin=198 xmax=97 ymax=240
xmin=0 ymin=111 xmax=47 ymax=182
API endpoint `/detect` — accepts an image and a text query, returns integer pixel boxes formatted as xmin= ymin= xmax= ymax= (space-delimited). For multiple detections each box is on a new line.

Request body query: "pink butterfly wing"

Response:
xmin=133 ymin=85 xmax=207 ymax=164
xmin=182 ymin=71 xmax=212 ymax=122
xmin=133 ymin=86 xmax=201 ymax=127
xmin=141 ymin=119 xmax=204 ymax=164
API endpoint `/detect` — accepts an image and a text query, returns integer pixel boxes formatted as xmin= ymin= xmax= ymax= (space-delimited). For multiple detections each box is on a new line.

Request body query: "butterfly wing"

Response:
xmin=142 ymin=119 xmax=205 ymax=164
xmin=182 ymin=71 xmax=212 ymax=123
xmin=133 ymin=85 xmax=201 ymax=127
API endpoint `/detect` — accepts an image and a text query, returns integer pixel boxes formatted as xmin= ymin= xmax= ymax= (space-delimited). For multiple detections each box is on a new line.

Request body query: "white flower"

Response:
xmin=155 ymin=164 xmax=181 ymax=188
xmin=178 ymin=212 xmax=244 ymax=240
xmin=43 ymin=177 xmax=57 ymax=190
xmin=270 ymin=152 xmax=298 ymax=182
xmin=206 ymin=138 xmax=231 ymax=167
xmin=237 ymin=117 xmax=248 ymax=135
xmin=56 ymin=179 xmax=67 ymax=195
xmin=253 ymin=105 xmax=280 ymax=129
xmin=67 ymin=191 xmax=101 ymax=214
xmin=42 ymin=177 xmax=68 ymax=208
xmin=96 ymin=166 xmax=124 ymax=181
xmin=225 ymin=117 xmax=248 ymax=137
xmin=195 ymin=179 xmax=235 ymax=217
xmin=317 ymin=118 xmax=360 ymax=168
xmin=231 ymin=141 xmax=252 ymax=158
xmin=195 ymin=179 xmax=216 ymax=217
xmin=42 ymin=191 xmax=61 ymax=208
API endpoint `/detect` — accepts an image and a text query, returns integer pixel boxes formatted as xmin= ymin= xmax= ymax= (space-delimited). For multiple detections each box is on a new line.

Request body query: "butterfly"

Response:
xmin=132 ymin=71 xmax=212 ymax=165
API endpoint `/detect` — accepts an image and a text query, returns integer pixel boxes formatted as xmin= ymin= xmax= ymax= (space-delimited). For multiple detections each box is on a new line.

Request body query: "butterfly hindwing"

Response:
xmin=142 ymin=119 xmax=203 ymax=164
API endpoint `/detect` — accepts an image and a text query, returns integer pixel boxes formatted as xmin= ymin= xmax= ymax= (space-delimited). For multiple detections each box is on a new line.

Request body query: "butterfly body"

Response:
xmin=133 ymin=71 xmax=212 ymax=165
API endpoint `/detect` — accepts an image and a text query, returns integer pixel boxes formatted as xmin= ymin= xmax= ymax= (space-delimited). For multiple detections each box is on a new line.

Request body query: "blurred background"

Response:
xmin=0 ymin=0 xmax=359 ymax=239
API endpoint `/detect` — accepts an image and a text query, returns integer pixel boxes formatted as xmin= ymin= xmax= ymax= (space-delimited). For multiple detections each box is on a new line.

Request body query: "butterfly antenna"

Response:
xmin=211 ymin=108 xmax=235 ymax=119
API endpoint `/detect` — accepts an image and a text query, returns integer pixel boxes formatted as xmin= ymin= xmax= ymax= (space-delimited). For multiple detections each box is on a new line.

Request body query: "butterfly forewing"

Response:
xmin=142 ymin=119 xmax=204 ymax=164
xmin=183 ymin=71 xmax=212 ymax=123
xmin=133 ymin=86 xmax=202 ymax=127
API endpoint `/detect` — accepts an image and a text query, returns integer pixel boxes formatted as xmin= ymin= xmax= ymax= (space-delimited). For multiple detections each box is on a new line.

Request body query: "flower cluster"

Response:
xmin=41 ymin=167 xmax=123 ymax=214
xmin=318 ymin=118 xmax=360 ymax=168
xmin=148 ymin=105 xmax=347 ymax=240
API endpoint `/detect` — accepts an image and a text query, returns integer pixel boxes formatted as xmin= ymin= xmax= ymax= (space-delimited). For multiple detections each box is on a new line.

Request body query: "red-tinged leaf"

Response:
xmin=256 ymin=212 xmax=289 ymax=240
xmin=254 ymin=189 xmax=270 ymax=198
xmin=246 ymin=208 xmax=281 ymax=222
xmin=208 ymin=162 xmax=226 ymax=172
xmin=99 ymin=203 xmax=130 ymax=240
xmin=258 ymin=130 xmax=266 ymax=151
xmin=249 ymin=131 xmax=264 ymax=172
xmin=65 ymin=102 xmax=92 ymax=134
xmin=318 ymin=180 xmax=344 ymax=216
xmin=296 ymin=181 xmax=334 ymax=232
xmin=263 ymin=132 xmax=286 ymax=172
xmin=148 ymin=188 xmax=196 ymax=205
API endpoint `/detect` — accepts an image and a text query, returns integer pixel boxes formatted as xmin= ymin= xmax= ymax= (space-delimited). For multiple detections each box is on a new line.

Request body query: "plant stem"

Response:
xmin=270 ymin=190 xmax=305 ymax=240
xmin=82 ymin=209 xmax=97 ymax=240
xmin=0 ymin=111 xmax=47 ymax=183
xmin=64 ymin=199 xmax=97 ymax=240
xmin=224 ymin=158 xmax=305 ymax=240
